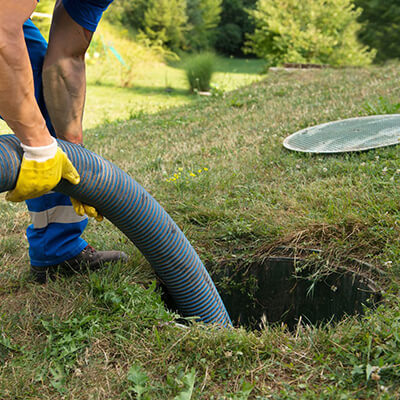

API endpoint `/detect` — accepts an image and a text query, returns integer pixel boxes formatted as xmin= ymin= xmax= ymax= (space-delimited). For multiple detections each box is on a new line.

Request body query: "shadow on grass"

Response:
xmin=88 ymin=81 xmax=190 ymax=97
xmin=169 ymin=57 xmax=266 ymax=75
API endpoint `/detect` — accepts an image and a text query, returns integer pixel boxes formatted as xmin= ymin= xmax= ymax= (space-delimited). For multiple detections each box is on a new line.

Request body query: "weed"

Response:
xmin=174 ymin=368 xmax=196 ymax=400
xmin=0 ymin=331 xmax=15 ymax=363
xmin=39 ymin=313 xmax=100 ymax=391
xmin=362 ymin=96 xmax=400 ymax=115
xmin=125 ymin=363 xmax=150 ymax=399
xmin=210 ymin=83 xmax=226 ymax=98
xmin=165 ymin=166 xmax=209 ymax=184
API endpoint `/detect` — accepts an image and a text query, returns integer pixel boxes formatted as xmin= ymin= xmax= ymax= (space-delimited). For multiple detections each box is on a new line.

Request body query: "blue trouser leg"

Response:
xmin=23 ymin=19 xmax=88 ymax=267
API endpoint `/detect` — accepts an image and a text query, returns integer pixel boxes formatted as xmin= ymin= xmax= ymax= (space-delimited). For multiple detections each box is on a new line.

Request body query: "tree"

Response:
xmin=245 ymin=0 xmax=375 ymax=66
xmin=143 ymin=0 xmax=188 ymax=51
xmin=215 ymin=0 xmax=257 ymax=56
xmin=186 ymin=0 xmax=223 ymax=51
xmin=106 ymin=0 xmax=148 ymax=31
xmin=354 ymin=0 xmax=400 ymax=62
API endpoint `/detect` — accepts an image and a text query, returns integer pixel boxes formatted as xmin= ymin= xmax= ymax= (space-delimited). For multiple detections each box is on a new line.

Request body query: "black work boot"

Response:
xmin=31 ymin=245 xmax=128 ymax=284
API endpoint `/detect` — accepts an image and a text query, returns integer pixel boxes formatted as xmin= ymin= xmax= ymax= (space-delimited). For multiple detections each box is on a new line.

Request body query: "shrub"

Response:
xmin=245 ymin=0 xmax=376 ymax=67
xmin=184 ymin=52 xmax=216 ymax=92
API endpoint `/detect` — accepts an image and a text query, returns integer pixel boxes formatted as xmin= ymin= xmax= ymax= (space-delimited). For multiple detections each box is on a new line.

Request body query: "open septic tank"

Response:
xmin=210 ymin=249 xmax=382 ymax=330
xmin=159 ymin=248 xmax=382 ymax=330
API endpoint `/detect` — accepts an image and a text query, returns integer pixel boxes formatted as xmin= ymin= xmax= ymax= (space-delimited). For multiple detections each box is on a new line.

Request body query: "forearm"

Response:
xmin=0 ymin=27 xmax=53 ymax=146
xmin=42 ymin=56 xmax=86 ymax=144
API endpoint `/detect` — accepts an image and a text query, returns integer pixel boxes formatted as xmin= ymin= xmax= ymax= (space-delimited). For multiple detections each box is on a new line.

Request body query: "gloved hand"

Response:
xmin=70 ymin=198 xmax=103 ymax=222
xmin=6 ymin=137 xmax=80 ymax=202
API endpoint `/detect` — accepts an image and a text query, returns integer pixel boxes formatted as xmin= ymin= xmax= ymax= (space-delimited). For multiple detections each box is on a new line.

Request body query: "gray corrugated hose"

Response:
xmin=0 ymin=134 xmax=232 ymax=327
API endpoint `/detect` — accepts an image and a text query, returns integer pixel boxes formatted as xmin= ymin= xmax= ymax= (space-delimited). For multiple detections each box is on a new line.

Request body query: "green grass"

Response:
xmin=2 ymin=56 xmax=400 ymax=398
xmin=82 ymin=18 xmax=264 ymax=129
xmin=83 ymin=54 xmax=263 ymax=129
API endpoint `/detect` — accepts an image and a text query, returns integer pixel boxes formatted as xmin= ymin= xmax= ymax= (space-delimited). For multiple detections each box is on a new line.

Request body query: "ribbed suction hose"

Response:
xmin=0 ymin=135 xmax=232 ymax=327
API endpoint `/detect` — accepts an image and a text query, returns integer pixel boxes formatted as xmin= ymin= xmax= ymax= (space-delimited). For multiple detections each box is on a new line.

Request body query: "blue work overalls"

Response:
xmin=23 ymin=19 xmax=88 ymax=267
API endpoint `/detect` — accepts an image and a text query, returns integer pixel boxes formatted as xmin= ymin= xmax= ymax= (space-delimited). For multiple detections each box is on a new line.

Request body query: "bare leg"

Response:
xmin=42 ymin=0 xmax=93 ymax=144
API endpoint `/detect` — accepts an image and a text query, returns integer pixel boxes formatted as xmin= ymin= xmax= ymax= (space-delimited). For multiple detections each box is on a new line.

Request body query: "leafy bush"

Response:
xmin=354 ymin=0 xmax=400 ymax=62
xmin=184 ymin=52 xmax=216 ymax=92
xmin=245 ymin=0 xmax=376 ymax=67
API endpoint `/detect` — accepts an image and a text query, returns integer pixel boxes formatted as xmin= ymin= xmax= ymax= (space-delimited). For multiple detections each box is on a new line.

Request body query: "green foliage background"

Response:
xmin=102 ymin=0 xmax=400 ymax=64
xmin=105 ymin=0 xmax=148 ymax=31
xmin=245 ymin=0 xmax=375 ymax=66
xmin=354 ymin=0 xmax=400 ymax=62
xmin=215 ymin=0 xmax=257 ymax=56
xmin=186 ymin=0 xmax=223 ymax=51
xmin=108 ymin=0 xmax=222 ymax=52
xmin=141 ymin=0 xmax=188 ymax=51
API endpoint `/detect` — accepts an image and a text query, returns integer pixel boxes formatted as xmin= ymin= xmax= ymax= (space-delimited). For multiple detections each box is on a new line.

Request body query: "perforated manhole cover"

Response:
xmin=283 ymin=115 xmax=400 ymax=153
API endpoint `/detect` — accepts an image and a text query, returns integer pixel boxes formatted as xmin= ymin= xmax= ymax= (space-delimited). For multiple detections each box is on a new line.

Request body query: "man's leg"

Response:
xmin=23 ymin=19 xmax=89 ymax=268
xmin=42 ymin=0 xmax=113 ymax=142
xmin=26 ymin=4 xmax=126 ymax=283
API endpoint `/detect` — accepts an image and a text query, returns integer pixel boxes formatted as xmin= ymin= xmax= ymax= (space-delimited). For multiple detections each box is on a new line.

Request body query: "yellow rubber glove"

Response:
xmin=6 ymin=138 xmax=80 ymax=202
xmin=70 ymin=198 xmax=103 ymax=222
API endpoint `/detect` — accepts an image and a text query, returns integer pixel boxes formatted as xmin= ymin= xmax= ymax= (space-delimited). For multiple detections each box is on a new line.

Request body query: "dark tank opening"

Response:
xmin=214 ymin=256 xmax=381 ymax=330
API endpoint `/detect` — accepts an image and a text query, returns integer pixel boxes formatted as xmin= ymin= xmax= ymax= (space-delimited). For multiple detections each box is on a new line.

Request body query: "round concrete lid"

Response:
xmin=283 ymin=114 xmax=400 ymax=153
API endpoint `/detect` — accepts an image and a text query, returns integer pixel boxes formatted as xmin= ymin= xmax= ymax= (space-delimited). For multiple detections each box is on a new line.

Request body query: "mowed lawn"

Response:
xmin=1 ymin=62 xmax=400 ymax=399
xmin=84 ymin=56 xmax=264 ymax=129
